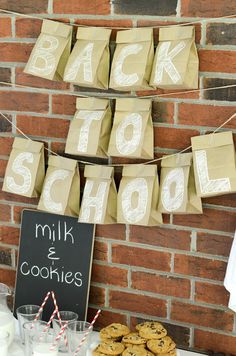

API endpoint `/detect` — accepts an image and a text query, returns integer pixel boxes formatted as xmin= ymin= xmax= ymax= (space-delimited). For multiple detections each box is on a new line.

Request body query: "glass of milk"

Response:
xmin=0 ymin=283 xmax=15 ymax=346
xmin=23 ymin=320 xmax=48 ymax=356
xmin=31 ymin=330 xmax=59 ymax=356
xmin=0 ymin=330 xmax=9 ymax=356
xmin=52 ymin=311 xmax=78 ymax=353
xmin=67 ymin=321 xmax=92 ymax=356
xmin=16 ymin=304 xmax=42 ymax=344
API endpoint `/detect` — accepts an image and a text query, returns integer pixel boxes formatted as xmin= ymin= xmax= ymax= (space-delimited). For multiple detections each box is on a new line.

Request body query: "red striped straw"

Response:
xmin=73 ymin=309 xmax=101 ymax=356
xmin=31 ymin=291 xmax=51 ymax=328
xmin=50 ymin=321 xmax=68 ymax=351
xmin=51 ymin=291 xmax=68 ymax=346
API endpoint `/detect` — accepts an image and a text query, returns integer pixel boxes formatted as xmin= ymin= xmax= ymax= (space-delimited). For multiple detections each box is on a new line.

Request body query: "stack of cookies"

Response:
xmin=92 ymin=321 xmax=177 ymax=356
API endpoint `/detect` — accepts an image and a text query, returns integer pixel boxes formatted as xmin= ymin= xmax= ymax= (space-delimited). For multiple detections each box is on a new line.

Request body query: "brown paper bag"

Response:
xmin=3 ymin=137 xmax=45 ymax=198
xmin=191 ymin=131 xmax=236 ymax=198
xmin=150 ymin=26 xmax=199 ymax=89
xmin=24 ymin=20 xmax=72 ymax=81
xmin=65 ymin=98 xmax=112 ymax=158
xmin=158 ymin=153 xmax=202 ymax=214
xmin=109 ymin=28 xmax=154 ymax=91
xmin=108 ymin=98 xmax=153 ymax=159
xmin=38 ymin=156 xmax=80 ymax=216
xmin=117 ymin=165 xmax=162 ymax=226
xmin=79 ymin=165 xmax=117 ymax=224
xmin=64 ymin=27 xmax=111 ymax=89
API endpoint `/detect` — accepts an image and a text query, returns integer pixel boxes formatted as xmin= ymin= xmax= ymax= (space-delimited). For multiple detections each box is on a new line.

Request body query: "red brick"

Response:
xmin=0 ymin=268 xmax=16 ymax=287
xmin=171 ymin=301 xmax=234 ymax=331
xmin=91 ymin=263 xmax=128 ymax=287
xmin=0 ymin=246 xmax=12 ymax=266
xmin=15 ymin=67 xmax=70 ymax=90
xmin=50 ymin=142 xmax=66 ymax=156
xmin=197 ymin=232 xmax=233 ymax=257
xmin=0 ymin=137 xmax=13 ymax=155
xmin=173 ymin=208 xmax=236 ymax=234
xmin=203 ymin=77 xmax=236 ymax=102
xmin=96 ymin=224 xmax=126 ymax=241
xmin=174 ymin=254 xmax=227 ymax=281
xmin=16 ymin=115 xmax=69 ymax=139
xmin=74 ymin=19 xmax=133 ymax=41
xmin=114 ymin=0 xmax=177 ymax=16
xmin=93 ymin=240 xmax=108 ymax=262
xmin=52 ymin=95 xmax=76 ymax=115
xmin=88 ymin=285 xmax=105 ymax=306
xmin=154 ymin=127 xmax=199 ymax=150
xmin=112 ymin=244 xmax=171 ymax=272
xmin=15 ymin=18 xmax=42 ymax=38
xmin=152 ymin=102 xmax=174 ymax=123
xmin=204 ymin=193 xmax=236 ymax=208
xmin=194 ymin=329 xmax=236 ymax=354
xmin=0 ymin=0 xmax=48 ymax=13
xmin=0 ymin=17 xmax=11 ymax=37
xmin=178 ymin=103 xmax=236 ymax=129
xmin=0 ymin=203 xmax=11 ymax=222
xmin=87 ymin=308 xmax=127 ymax=329
xmin=195 ymin=282 xmax=230 ymax=307
xmin=129 ymin=226 xmax=191 ymax=251
xmin=207 ymin=23 xmax=236 ymax=46
xmin=109 ymin=290 xmax=167 ymax=317
xmin=0 ymin=91 xmax=49 ymax=113
xmin=199 ymin=50 xmax=236 ymax=73
xmin=0 ymin=226 xmax=19 ymax=245
xmin=53 ymin=0 xmax=110 ymax=15
xmin=130 ymin=316 xmax=190 ymax=347
xmin=0 ymin=182 xmax=39 ymax=205
xmin=0 ymin=159 xmax=8 ymax=177
xmin=13 ymin=205 xmax=37 ymax=224
xmin=132 ymin=271 xmax=191 ymax=298
xmin=0 ymin=43 xmax=33 ymax=62
xmin=181 ymin=0 xmax=236 ymax=17
xmin=0 ymin=114 xmax=12 ymax=132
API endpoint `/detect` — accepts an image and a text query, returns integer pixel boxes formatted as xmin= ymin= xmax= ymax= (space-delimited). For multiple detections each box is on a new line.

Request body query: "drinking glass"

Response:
xmin=67 ymin=321 xmax=92 ymax=356
xmin=23 ymin=320 xmax=48 ymax=356
xmin=52 ymin=311 xmax=78 ymax=353
xmin=16 ymin=305 xmax=42 ymax=343
xmin=0 ymin=330 xmax=9 ymax=356
xmin=31 ymin=329 xmax=58 ymax=356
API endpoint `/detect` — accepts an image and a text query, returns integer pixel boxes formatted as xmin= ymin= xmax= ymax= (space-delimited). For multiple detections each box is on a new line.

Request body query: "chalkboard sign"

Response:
xmin=14 ymin=210 xmax=95 ymax=321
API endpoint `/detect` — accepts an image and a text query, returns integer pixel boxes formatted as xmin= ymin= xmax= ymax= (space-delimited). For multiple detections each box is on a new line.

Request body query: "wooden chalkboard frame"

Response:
xmin=14 ymin=209 xmax=95 ymax=321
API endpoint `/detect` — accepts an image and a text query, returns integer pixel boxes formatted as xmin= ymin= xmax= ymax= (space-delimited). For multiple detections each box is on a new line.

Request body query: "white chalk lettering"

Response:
xmin=116 ymin=113 xmax=142 ymax=155
xmin=114 ymin=44 xmax=143 ymax=86
xmin=35 ymin=221 xmax=74 ymax=244
xmin=161 ymin=168 xmax=185 ymax=212
xmin=6 ymin=152 xmax=33 ymax=195
xmin=64 ymin=42 xmax=94 ymax=82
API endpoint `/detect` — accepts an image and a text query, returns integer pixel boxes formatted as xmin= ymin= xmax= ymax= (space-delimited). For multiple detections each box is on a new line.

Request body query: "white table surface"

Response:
xmin=9 ymin=319 xmax=204 ymax=356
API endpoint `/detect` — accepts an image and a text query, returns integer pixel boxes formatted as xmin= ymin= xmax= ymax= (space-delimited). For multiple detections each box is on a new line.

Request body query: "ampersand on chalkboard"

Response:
xmin=47 ymin=246 xmax=60 ymax=261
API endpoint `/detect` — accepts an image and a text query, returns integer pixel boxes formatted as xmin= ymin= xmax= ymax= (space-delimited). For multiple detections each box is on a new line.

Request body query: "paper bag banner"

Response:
xmin=150 ymin=26 xmax=199 ymax=89
xmin=117 ymin=165 xmax=163 ymax=226
xmin=109 ymin=28 xmax=154 ymax=91
xmin=65 ymin=97 xmax=112 ymax=158
xmin=64 ymin=27 xmax=111 ymax=89
xmin=24 ymin=20 xmax=72 ymax=81
xmin=108 ymin=98 xmax=154 ymax=159
xmin=191 ymin=131 xmax=236 ymax=198
xmin=38 ymin=155 xmax=80 ymax=216
xmin=158 ymin=153 xmax=202 ymax=214
xmin=3 ymin=137 xmax=45 ymax=198
xmin=79 ymin=165 xmax=117 ymax=224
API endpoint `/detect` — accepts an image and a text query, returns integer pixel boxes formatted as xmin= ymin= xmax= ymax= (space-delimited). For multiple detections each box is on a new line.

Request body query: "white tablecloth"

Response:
xmin=8 ymin=332 xmax=204 ymax=356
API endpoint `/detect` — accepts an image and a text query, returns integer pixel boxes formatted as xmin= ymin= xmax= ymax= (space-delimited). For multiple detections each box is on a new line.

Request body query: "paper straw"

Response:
xmin=51 ymin=291 xmax=68 ymax=346
xmin=31 ymin=291 xmax=51 ymax=328
xmin=74 ymin=309 xmax=101 ymax=356
xmin=50 ymin=321 xmax=68 ymax=351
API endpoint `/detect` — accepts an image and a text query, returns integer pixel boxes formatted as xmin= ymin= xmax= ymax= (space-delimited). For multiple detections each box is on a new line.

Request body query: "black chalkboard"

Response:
xmin=14 ymin=209 xmax=95 ymax=321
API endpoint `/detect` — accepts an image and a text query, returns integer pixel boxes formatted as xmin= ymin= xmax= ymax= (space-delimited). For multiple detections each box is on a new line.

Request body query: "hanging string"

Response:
xmin=1 ymin=81 xmax=236 ymax=100
xmin=1 ymin=110 xmax=235 ymax=167
xmin=0 ymin=8 xmax=235 ymax=29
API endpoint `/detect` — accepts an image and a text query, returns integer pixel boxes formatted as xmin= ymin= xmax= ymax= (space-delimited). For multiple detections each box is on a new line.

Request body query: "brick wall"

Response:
xmin=0 ymin=0 xmax=236 ymax=353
